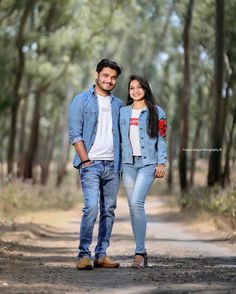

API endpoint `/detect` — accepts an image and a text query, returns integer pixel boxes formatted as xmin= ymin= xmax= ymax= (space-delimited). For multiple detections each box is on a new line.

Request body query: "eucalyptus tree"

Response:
xmin=21 ymin=0 xmax=75 ymax=180
xmin=1 ymin=0 xmax=235 ymax=191
xmin=0 ymin=0 xmax=36 ymax=176
xmin=177 ymin=0 xmax=194 ymax=192
xmin=221 ymin=0 xmax=236 ymax=186
xmin=208 ymin=0 xmax=225 ymax=186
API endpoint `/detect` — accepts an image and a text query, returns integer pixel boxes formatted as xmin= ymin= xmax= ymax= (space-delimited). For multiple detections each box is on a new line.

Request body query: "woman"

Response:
xmin=120 ymin=75 xmax=167 ymax=268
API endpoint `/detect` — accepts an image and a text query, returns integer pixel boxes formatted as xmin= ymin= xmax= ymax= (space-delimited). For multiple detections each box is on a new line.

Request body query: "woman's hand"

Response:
xmin=154 ymin=164 xmax=166 ymax=178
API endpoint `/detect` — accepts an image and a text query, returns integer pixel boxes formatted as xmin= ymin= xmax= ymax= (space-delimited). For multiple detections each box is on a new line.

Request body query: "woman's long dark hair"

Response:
xmin=127 ymin=75 xmax=159 ymax=138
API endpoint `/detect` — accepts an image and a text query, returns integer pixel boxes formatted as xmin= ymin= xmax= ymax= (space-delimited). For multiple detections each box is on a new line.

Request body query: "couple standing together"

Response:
xmin=69 ymin=59 xmax=167 ymax=270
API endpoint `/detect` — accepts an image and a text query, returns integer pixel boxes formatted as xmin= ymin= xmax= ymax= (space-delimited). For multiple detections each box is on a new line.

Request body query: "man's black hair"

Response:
xmin=96 ymin=59 xmax=122 ymax=76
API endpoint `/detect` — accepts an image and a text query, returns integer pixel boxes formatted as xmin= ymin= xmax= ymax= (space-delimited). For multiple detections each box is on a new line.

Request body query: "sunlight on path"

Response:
xmin=0 ymin=195 xmax=235 ymax=293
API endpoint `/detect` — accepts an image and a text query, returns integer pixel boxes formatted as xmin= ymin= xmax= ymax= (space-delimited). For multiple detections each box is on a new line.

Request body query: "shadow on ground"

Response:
xmin=0 ymin=231 xmax=236 ymax=293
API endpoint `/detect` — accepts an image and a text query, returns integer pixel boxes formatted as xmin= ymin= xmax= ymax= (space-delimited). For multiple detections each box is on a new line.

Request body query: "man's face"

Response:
xmin=96 ymin=67 xmax=118 ymax=93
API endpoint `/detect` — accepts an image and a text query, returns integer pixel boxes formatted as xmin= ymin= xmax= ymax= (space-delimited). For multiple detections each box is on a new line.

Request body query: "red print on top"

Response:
xmin=159 ymin=119 xmax=167 ymax=140
xmin=130 ymin=118 xmax=139 ymax=126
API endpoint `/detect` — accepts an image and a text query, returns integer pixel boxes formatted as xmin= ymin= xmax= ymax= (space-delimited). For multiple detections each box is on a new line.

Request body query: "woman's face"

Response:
xmin=129 ymin=80 xmax=145 ymax=101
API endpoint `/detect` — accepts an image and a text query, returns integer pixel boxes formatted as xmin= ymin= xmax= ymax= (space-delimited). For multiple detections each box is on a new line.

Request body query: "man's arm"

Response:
xmin=69 ymin=94 xmax=92 ymax=167
xmin=73 ymin=141 xmax=92 ymax=167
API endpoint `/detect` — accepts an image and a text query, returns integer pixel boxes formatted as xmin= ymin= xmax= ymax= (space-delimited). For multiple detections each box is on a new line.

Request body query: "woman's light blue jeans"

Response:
xmin=122 ymin=157 xmax=155 ymax=254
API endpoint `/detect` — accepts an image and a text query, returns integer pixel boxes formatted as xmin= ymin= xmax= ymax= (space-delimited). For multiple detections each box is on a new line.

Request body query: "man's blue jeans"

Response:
xmin=78 ymin=160 xmax=120 ymax=259
xmin=122 ymin=157 xmax=155 ymax=254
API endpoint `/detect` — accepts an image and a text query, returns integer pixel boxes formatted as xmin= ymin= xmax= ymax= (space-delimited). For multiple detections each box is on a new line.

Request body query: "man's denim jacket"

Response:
xmin=120 ymin=105 xmax=167 ymax=166
xmin=69 ymin=85 xmax=124 ymax=173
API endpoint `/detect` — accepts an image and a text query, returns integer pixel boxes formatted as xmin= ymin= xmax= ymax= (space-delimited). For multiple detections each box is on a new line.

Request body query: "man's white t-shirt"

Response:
xmin=88 ymin=94 xmax=114 ymax=160
xmin=129 ymin=108 xmax=145 ymax=156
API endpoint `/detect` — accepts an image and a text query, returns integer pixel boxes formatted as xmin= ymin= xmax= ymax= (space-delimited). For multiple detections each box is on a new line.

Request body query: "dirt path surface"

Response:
xmin=0 ymin=193 xmax=236 ymax=294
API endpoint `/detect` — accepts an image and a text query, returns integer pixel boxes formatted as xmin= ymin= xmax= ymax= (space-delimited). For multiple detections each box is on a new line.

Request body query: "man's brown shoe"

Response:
xmin=76 ymin=257 xmax=93 ymax=270
xmin=94 ymin=256 xmax=120 ymax=268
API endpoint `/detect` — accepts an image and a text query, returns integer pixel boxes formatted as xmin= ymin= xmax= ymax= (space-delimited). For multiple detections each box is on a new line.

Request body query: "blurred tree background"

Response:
xmin=0 ymin=0 xmax=235 ymax=215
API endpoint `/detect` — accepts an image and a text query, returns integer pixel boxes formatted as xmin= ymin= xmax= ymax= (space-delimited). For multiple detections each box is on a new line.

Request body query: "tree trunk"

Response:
xmin=40 ymin=165 xmax=49 ymax=186
xmin=167 ymin=126 xmax=174 ymax=191
xmin=24 ymin=91 xmax=41 ymax=180
xmin=40 ymin=119 xmax=59 ymax=185
xmin=17 ymin=93 xmax=29 ymax=178
xmin=0 ymin=126 xmax=4 ymax=182
xmin=208 ymin=0 xmax=225 ymax=186
xmin=178 ymin=0 xmax=194 ymax=192
xmin=190 ymin=87 xmax=203 ymax=186
xmin=7 ymin=103 xmax=19 ymax=175
xmin=222 ymin=106 xmax=236 ymax=186
xmin=56 ymin=144 xmax=70 ymax=187
xmin=7 ymin=0 xmax=34 ymax=175
xmin=0 ymin=117 xmax=8 ymax=180
xmin=56 ymin=84 xmax=73 ymax=187
xmin=220 ymin=56 xmax=232 ymax=187
xmin=190 ymin=120 xmax=202 ymax=186
xmin=167 ymin=87 xmax=180 ymax=191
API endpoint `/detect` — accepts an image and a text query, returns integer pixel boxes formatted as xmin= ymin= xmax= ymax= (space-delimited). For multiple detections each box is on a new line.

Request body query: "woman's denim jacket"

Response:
xmin=120 ymin=105 xmax=167 ymax=166
xmin=69 ymin=85 xmax=124 ymax=173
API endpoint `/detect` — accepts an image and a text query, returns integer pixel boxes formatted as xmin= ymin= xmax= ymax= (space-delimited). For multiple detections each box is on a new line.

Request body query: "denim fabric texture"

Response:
xmin=69 ymin=84 xmax=124 ymax=173
xmin=78 ymin=160 xmax=120 ymax=259
xmin=120 ymin=104 xmax=167 ymax=255
xmin=69 ymin=84 xmax=123 ymax=260
xmin=120 ymin=105 xmax=167 ymax=166
xmin=122 ymin=157 xmax=155 ymax=253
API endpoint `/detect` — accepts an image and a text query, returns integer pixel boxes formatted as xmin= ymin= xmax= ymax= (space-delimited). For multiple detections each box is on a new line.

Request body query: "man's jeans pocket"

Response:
xmin=80 ymin=160 xmax=95 ymax=170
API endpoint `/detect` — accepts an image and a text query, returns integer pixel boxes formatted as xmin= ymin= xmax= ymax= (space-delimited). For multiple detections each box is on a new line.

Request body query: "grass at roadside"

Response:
xmin=178 ymin=184 xmax=236 ymax=229
xmin=1 ymin=161 xmax=235 ymax=234
xmin=0 ymin=176 xmax=81 ymax=223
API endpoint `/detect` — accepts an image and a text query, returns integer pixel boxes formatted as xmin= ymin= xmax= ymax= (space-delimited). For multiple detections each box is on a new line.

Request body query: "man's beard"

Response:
xmin=96 ymin=79 xmax=115 ymax=93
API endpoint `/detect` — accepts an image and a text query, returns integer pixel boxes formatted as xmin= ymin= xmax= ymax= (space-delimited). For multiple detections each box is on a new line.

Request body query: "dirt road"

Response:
xmin=0 ymin=192 xmax=236 ymax=293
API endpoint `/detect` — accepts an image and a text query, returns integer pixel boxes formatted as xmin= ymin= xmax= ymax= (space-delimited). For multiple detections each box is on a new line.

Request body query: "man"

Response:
xmin=69 ymin=59 xmax=123 ymax=270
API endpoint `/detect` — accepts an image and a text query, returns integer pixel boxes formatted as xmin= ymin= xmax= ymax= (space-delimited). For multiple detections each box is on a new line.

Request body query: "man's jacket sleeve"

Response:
xmin=69 ymin=94 xmax=84 ymax=145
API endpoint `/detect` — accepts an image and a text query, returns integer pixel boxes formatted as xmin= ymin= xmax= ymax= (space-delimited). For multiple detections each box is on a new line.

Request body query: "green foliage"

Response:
xmin=0 ymin=0 xmax=235 ymax=193
xmin=0 ymin=179 xmax=81 ymax=222
xmin=179 ymin=185 xmax=236 ymax=220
